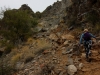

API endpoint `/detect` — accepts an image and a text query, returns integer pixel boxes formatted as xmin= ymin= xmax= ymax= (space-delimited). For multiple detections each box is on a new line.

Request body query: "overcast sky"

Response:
xmin=0 ymin=0 xmax=60 ymax=12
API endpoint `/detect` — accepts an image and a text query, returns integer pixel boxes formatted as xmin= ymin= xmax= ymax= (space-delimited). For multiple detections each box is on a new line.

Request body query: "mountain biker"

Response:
xmin=79 ymin=29 xmax=96 ymax=61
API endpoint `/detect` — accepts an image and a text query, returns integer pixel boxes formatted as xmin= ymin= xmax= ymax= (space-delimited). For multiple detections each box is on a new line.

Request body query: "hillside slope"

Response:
xmin=0 ymin=0 xmax=100 ymax=75
xmin=15 ymin=23 xmax=100 ymax=75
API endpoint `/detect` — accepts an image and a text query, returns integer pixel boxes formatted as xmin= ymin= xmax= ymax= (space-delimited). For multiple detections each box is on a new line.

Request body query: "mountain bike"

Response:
xmin=84 ymin=41 xmax=92 ymax=62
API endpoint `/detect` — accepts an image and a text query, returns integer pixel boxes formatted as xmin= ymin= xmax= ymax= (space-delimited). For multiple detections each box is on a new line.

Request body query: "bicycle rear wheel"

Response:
xmin=85 ymin=44 xmax=91 ymax=62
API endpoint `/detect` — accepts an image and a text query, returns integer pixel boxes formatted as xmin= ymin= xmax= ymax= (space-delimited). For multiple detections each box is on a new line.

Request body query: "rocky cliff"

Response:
xmin=41 ymin=0 xmax=100 ymax=32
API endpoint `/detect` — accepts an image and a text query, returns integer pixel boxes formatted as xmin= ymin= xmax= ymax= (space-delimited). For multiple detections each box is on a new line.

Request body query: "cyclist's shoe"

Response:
xmin=86 ymin=58 xmax=91 ymax=62
xmin=89 ymin=52 xmax=92 ymax=56
xmin=86 ymin=57 xmax=89 ymax=62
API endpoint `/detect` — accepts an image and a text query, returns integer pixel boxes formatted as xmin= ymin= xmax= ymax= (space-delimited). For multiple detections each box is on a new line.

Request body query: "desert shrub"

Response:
xmin=34 ymin=39 xmax=51 ymax=55
xmin=0 ymin=39 xmax=14 ymax=54
xmin=15 ymin=44 xmax=35 ymax=63
xmin=25 ymin=38 xmax=51 ymax=56
xmin=0 ymin=9 xmax=38 ymax=45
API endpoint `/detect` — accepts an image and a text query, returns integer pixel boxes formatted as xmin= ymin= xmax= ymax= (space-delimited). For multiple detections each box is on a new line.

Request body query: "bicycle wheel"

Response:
xmin=86 ymin=44 xmax=91 ymax=62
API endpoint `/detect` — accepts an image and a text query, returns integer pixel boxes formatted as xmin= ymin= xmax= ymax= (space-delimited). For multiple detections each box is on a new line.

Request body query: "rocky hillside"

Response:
xmin=0 ymin=0 xmax=100 ymax=75
xmin=13 ymin=24 xmax=100 ymax=75
xmin=14 ymin=0 xmax=100 ymax=74
xmin=41 ymin=0 xmax=100 ymax=33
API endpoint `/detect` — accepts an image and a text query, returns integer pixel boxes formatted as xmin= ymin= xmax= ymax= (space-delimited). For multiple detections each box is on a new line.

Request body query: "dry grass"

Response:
xmin=10 ymin=53 xmax=22 ymax=66
xmin=33 ymin=38 xmax=51 ymax=54
xmin=10 ymin=38 xmax=51 ymax=65
xmin=26 ymin=37 xmax=35 ymax=45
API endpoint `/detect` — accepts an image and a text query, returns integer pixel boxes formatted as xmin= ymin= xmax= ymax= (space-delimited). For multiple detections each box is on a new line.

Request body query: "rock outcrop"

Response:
xmin=19 ymin=4 xmax=33 ymax=13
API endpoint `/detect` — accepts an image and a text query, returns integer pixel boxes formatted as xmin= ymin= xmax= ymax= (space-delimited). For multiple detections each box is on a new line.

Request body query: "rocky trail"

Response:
xmin=16 ymin=44 xmax=100 ymax=75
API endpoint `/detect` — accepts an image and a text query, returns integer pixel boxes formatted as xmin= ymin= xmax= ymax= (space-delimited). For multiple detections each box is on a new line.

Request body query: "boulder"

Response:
xmin=67 ymin=65 xmax=77 ymax=75
xmin=49 ymin=33 xmax=58 ymax=41
xmin=79 ymin=63 xmax=83 ymax=70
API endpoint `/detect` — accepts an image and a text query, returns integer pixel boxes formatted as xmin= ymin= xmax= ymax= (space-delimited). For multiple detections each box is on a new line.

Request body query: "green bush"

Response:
xmin=0 ymin=9 xmax=38 ymax=44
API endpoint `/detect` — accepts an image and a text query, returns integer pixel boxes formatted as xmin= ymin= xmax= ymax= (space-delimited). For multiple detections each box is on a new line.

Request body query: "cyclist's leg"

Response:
xmin=84 ymin=41 xmax=89 ymax=59
xmin=88 ymin=40 xmax=92 ymax=55
xmin=86 ymin=47 xmax=89 ymax=59
xmin=84 ymin=41 xmax=92 ymax=62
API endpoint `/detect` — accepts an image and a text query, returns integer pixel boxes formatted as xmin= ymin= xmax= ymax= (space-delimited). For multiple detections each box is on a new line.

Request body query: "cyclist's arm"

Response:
xmin=89 ymin=33 xmax=96 ymax=38
xmin=80 ymin=33 xmax=84 ymax=44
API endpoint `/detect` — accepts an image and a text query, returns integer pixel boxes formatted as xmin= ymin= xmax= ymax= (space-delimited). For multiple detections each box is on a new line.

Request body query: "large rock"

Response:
xmin=78 ymin=63 xmax=83 ymax=70
xmin=61 ymin=34 xmax=74 ymax=40
xmin=61 ymin=0 xmax=72 ymax=9
xmin=49 ymin=33 xmax=58 ymax=41
xmin=19 ymin=4 xmax=33 ymax=13
xmin=67 ymin=65 xmax=77 ymax=75
xmin=91 ymin=50 xmax=99 ymax=56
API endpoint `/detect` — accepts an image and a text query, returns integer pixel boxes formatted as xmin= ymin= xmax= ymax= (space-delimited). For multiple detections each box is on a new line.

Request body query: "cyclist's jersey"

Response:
xmin=80 ymin=32 xmax=95 ymax=44
xmin=83 ymin=32 xmax=91 ymax=41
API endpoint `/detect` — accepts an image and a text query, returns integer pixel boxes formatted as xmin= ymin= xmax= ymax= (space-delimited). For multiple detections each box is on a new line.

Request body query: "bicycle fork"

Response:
xmin=85 ymin=45 xmax=91 ymax=60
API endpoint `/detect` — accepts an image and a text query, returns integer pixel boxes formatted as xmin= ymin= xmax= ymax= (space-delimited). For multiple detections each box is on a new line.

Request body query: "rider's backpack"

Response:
xmin=83 ymin=32 xmax=91 ymax=41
